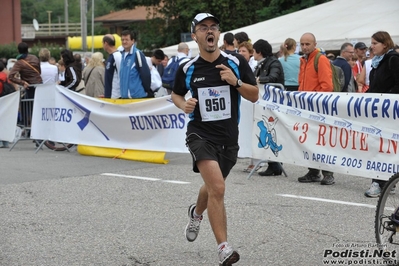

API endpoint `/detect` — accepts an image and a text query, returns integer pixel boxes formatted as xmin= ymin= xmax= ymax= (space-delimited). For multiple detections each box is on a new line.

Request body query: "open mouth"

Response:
xmin=206 ymin=35 xmax=215 ymax=46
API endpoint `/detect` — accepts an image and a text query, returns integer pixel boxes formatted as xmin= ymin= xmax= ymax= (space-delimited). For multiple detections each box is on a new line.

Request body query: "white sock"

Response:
xmin=193 ymin=209 xmax=202 ymax=219
xmin=218 ymin=242 xmax=228 ymax=251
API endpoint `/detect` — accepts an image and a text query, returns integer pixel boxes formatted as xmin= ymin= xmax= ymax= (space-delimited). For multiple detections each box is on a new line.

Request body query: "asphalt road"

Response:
xmin=0 ymin=140 xmax=391 ymax=265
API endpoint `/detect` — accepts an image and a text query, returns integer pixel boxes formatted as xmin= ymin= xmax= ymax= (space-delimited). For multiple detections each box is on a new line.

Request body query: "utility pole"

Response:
xmin=91 ymin=0 xmax=94 ymax=53
xmin=80 ymin=0 xmax=87 ymax=51
xmin=65 ymin=0 xmax=68 ymax=35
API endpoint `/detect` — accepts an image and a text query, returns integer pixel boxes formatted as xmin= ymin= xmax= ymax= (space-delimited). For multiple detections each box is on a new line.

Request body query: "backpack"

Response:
xmin=314 ymin=53 xmax=344 ymax=92
xmin=0 ymin=79 xmax=15 ymax=97
xmin=162 ymin=57 xmax=185 ymax=90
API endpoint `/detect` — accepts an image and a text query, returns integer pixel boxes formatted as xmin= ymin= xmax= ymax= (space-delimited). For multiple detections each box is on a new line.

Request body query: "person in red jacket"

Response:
xmin=297 ymin=32 xmax=335 ymax=185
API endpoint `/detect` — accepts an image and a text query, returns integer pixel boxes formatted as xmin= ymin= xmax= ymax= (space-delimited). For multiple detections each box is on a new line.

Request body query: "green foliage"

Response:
xmin=256 ymin=0 xmax=331 ymax=21
xmin=20 ymin=0 xmax=332 ymax=52
xmin=108 ymin=0 xmax=331 ymax=49
xmin=0 ymin=43 xmax=18 ymax=60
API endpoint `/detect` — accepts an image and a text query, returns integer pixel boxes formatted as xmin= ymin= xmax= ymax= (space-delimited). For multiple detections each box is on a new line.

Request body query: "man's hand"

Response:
xmin=216 ymin=64 xmax=237 ymax=86
xmin=182 ymin=97 xmax=198 ymax=114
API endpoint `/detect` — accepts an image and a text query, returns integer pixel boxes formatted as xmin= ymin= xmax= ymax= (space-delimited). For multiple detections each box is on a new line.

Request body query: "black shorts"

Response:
xmin=185 ymin=133 xmax=239 ymax=178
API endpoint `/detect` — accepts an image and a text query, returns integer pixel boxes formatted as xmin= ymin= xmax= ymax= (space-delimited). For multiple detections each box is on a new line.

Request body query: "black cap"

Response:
xmin=191 ymin=13 xmax=220 ymax=33
xmin=355 ymin=42 xmax=367 ymax=50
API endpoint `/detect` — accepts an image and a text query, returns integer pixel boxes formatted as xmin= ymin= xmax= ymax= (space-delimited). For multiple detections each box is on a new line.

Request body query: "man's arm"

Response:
xmin=216 ymin=64 xmax=258 ymax=103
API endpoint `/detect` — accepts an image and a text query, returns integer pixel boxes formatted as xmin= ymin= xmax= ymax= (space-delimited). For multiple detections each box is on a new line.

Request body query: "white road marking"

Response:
xmin=101 ymin=173 xmax=190 ymax=184
xmin=277 ymin=194 xmax=377 ymax=209
xmin=162 ymin=180 xmax=191 ymax=184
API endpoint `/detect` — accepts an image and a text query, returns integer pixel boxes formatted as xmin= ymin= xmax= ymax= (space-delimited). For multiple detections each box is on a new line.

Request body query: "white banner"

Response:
xmin=31 ymin=84 xmax=189 ymax=152
xmin=0 ymin=91 xmax=20 ymax=142
xmin=29 ymin=84 xmax=399 ymax=180
xmin=251 ymin=85 xmax=399 ymax=180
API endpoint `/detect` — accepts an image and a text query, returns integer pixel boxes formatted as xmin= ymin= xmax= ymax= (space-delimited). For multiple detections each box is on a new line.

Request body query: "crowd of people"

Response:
xmin=0 ymin=12 xmax=399 ymax=264
xmin=218 ymin=30 xmax=399 ymax=195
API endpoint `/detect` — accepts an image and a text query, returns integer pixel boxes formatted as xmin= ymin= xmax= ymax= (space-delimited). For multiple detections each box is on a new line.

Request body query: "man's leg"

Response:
xmin=196 ymin=159 xmax=227 ymax=244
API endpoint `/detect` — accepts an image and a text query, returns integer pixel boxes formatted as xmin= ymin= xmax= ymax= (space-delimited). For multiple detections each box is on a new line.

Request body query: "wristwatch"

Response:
xmin=236 ymin=79 xmax=243 ymax=88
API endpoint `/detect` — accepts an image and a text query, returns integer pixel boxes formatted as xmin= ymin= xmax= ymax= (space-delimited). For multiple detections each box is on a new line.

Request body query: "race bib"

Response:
xmin=197 ymin=86 xmax=231 ymax=122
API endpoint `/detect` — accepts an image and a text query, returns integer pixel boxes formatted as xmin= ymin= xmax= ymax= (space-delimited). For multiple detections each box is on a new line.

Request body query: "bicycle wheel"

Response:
xmin=43 ymin=141 xmax=74 ymax=151
xmin=375 ymin=173 xmax=399 ymax=265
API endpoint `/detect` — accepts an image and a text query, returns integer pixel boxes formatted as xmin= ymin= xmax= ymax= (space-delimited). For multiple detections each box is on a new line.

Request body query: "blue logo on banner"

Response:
xmin=256 ymin=115 xmax=283 ymax=157
xmin=59 ymin=91 xmax=109 ymax=140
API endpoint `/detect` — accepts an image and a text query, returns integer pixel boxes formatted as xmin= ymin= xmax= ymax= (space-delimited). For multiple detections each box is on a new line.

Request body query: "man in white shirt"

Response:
xmin=145 ymin=49 xmax=165 ymax=92
xmin=39 ymin=48 xmax=58 ymax=84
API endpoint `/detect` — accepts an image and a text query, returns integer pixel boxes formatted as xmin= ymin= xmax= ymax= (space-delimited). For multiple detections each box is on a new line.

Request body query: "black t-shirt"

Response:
xmin=173 ymin=51 xmax=257 ymax=145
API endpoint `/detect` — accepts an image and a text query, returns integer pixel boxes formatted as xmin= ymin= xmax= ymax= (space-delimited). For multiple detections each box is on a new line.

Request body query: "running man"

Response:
xmin=171 ymin=13 xmax=259 ymax=265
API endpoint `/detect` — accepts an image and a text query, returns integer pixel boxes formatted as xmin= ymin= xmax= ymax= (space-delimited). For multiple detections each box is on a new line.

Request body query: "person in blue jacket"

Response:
xmin=119 ymin=30 xmax=152 ymax=98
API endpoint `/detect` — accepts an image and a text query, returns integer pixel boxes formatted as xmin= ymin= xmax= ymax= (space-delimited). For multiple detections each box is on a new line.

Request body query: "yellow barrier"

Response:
xmin=77 ymin=98 xmax=169 ymax=164
xmin=68 ymin=34 xmax=122 ymax=50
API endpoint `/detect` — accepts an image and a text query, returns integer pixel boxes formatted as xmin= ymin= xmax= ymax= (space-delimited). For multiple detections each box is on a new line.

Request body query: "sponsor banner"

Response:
xmin=30 ymin=84 xmax=399 ymax=180
xmin=252 ymin=85 xmax=399 ymax=180
xmin=31 ymin=84 xmax=188 ymax=152
xmin=0 ymin=91 xmax=20 ymax=142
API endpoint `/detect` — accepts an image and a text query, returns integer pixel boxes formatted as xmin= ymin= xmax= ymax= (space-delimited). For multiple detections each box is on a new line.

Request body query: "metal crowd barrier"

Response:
xmin=9 ymin=93 xmax=41 ymax=151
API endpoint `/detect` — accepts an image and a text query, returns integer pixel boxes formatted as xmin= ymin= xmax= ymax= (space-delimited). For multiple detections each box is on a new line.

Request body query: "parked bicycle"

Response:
xmin=375 ymin=173 xmax=399 ymax=265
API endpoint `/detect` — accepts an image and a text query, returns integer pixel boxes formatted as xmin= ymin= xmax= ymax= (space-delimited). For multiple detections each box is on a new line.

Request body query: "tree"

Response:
xmin=109 ymin=0 xmax=330 ymax=50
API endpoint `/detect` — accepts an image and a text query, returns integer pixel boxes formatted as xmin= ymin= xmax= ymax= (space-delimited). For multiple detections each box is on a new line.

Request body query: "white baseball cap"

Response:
xmin=191 ymin=13 xmax=220 ymax=33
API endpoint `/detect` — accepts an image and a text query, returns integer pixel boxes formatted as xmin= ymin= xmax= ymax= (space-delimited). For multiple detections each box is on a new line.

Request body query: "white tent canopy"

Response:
xmin=162 ymin=0 xmax=399 ymax=57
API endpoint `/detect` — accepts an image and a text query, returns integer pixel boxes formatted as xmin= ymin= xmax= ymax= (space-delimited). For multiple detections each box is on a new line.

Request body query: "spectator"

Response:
xmin=9 ymin=42 xmax=42 ymax=128
xmin=297 ymin=32 xmax=335 ymax=185
xmin=0 ymin=58 xmax=9 ymax=76
xmin=74 ymin=53 xmax=84 ymax=70
xmin=82 ymin=52 xmax=105 ymax=98
xmin=238 ymin=41 xmax=257 ymax=72
xmin=326 ymin=53 xmax=336 ymax=61
xmin=49 ymin=57 xmax=57 ymax=65
xmin=119 ymin=30 xmax=152 ymax=98
xmin=357 ymin=47 xmax=374 ymax=92
xmin=39 ymin=48 xmax=58 ymax=84
xmin=8 ymin=42 xmax=42 ymax=98
xmin=233 ymin=32 xmax=250 ymax=49
xmin=163 ymin=42 xmax=190 ymax=94
xmin=59 ymin=49 xmax=82 ymax=91
xmin=365 ymin=31 xmax=399 ymax=197
xmin=161 ymin=54 xmax=169 ymax=68
xmin=146 ymin=49 xmax=165 ymax=92
xmin=57 ymin=59 xmax=65 ymax=82
xmin=172 ymin=13 xmax=258 ymax=265
xmin=166 ymin=42 xmax=191 ymax=67
xmin=252 ymin=39 xmax=285 ymax=177
xmin=156 ymin=54 xmax=169 ymax=78
xmin=223 ymin=32 xmax=237 ymax=54
xmin=332 ymin=43 xmax=355 ymax=92
xmin=353 ymin=42 xmax=368 ymax=79
xmin=278 ymin=38 xmax=300 ymax=91
xmin=102 ymin=34 xmax=122 ymax=99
